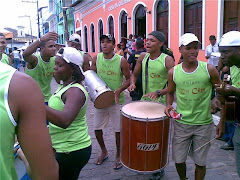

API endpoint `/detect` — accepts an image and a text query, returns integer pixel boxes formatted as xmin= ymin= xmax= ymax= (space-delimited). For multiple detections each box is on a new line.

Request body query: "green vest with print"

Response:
xmin=49 ymin=83 xmax=91 ymax=153
xmin=26 ymin=54 xmax=55 ymax=102
xmin=141 ymin=53 xmax=168 ymax=104
xmin=174 ymin=61 xmax=212 ymax=125
xmin=97 ymin=53 xmax=124 ymax=104
xmin=0 ymin=62 xmax=17 ymax=180
xmin=230 ymin=66 xmax=240 ymax=89
xmin=79 ymin=50 xmax=84 ymax=68
xmin=1 ymin=53 xmax=9 ymax=65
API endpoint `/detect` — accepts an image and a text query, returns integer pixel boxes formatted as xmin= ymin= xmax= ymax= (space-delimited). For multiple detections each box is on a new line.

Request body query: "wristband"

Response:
xmin=156 ymin=90 xmax=162 ymax=97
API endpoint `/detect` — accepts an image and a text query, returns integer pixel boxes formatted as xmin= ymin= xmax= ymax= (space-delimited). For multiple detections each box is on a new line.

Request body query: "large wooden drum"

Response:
xmin=120 ymin=101 xmax=170 ymax=172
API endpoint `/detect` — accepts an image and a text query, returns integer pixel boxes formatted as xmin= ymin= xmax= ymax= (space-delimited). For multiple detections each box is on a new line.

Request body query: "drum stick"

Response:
xmin=194 ymin=136 xmax=216 ymax=152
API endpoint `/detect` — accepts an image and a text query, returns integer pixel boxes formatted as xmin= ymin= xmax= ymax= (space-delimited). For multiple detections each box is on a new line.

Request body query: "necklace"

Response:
xmin=54 ymin=80 xmax=76 ymax=95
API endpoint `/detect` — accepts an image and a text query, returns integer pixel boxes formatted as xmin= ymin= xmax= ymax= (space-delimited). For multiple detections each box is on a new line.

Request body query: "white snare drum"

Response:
xmin=83 ymin=70 xmax=114 ymax=109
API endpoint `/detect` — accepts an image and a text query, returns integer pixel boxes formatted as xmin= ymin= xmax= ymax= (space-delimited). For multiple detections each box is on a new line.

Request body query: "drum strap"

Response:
xmin=145 ymin=57 xmax=150 ymax=94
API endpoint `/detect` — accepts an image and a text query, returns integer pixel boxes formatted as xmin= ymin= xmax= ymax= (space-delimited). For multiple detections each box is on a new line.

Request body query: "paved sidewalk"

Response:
xmin=43 ymin=71 xmax=238 ymax=180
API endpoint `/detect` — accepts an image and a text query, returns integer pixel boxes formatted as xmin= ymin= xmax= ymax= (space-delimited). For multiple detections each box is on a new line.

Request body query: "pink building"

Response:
xmin=73 ymin=0 xmax=240 ymax=63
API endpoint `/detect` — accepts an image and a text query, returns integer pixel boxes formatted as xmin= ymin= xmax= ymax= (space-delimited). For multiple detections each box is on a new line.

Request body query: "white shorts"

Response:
xmin=93 ymin=104 xmax=121 ymax=132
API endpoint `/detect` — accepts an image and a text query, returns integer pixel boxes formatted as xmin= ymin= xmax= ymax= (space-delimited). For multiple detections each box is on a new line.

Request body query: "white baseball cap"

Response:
xmin=219 ymin=31 xmax=240 ymax=47
xmin=179 ymin=33 xmax=200 ymax=47
xmin=56 ymin=47 xmax=83 ymax=71
xmin=69 ymin=34 xmax=81 ymax=44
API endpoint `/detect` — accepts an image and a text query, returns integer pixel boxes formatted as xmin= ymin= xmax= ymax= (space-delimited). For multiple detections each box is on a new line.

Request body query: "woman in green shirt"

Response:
xmin=46 ymin=47 xmax=92 ymax=180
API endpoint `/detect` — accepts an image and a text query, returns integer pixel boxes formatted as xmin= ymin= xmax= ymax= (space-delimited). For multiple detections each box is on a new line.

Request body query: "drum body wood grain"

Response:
xmin=83 ymin=70 xmax=114 ymax=109
xmin=120 ymin=101 xmax=170 ymax=172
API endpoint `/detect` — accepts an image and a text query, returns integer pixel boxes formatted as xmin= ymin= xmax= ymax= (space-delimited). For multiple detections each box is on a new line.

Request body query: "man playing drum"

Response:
xmin=211 ymin=31 xmax=240 ymax=177
xmin=128 ymin=31 xmax=174 ymax=179
xmin=91 ymin=34 xmax=130 ymax=170
xmin=128 ymin=31 xmax=174 ymax=104
xmin=165 ymin=33 xmax=223 ymax=180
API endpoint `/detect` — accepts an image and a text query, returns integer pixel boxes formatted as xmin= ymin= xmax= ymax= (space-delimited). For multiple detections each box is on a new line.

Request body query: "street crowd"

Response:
xmin=0 ymin=29 xmax=239 ymax=180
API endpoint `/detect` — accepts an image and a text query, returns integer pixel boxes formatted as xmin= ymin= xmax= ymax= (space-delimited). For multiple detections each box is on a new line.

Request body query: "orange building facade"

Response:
xmin=73 ymin=0 xmax=240 ymax=63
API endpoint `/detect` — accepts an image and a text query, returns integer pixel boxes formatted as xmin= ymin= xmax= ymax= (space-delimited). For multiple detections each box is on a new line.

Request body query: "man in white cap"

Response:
xmin=68 ymin=33 xmax=91 ymax=71
xmin=165 ymin=33 xmax=222 ymax=180
xmin=211 ymin=31 xmax=240 ymax=177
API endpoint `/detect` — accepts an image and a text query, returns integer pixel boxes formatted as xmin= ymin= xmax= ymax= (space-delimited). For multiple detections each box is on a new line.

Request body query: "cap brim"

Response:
xmin=181 ymin=40 xmax=201 ymax=47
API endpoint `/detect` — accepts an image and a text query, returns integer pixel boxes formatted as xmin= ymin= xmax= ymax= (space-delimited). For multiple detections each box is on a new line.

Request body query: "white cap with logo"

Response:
xmin=179 ymin=33 xmax=200 ymax=47
xmin=219 ymin=31 xmax=240 ymax=47
xmin=69 ymin=34 xmax=81 ymax=44
xmin=56 ymin=47 xmax=83 ymax=71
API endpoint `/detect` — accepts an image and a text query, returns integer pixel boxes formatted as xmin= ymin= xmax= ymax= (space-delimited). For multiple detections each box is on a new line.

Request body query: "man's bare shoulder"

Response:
xmin=11 ymin=72 xmax=42 ymax=96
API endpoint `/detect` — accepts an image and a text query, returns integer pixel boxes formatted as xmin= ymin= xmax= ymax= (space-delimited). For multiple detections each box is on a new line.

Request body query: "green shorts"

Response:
xmin=172 ymin=120 xmax=213 ymax=166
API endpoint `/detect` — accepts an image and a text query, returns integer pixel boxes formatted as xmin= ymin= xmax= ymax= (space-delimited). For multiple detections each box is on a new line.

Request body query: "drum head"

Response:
xmin=94 ymin=91 xmax=115 ymax=109
xmin=121 ymin=101 xmax=166 ymax=119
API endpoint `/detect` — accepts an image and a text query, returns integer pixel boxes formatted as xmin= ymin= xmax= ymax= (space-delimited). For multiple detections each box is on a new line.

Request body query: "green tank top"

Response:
xmin=97 ymin=53 xmax=124 ymax=104
xmin=79 ymin=50 xmax=85 ymax=68
xmin=141 ymin=53 xmax=168 ymax=104
xmin=26 ymin=54 xmax=55 ymax=102
xmin=49 ymin=83 xmax=91 ymax=153
xmin=1 ymin=53 xmax=9 ymax=65
xmin=0 ymin=62 xmax=17 ymax=180
xmin=174 ymin=61 xmax=212 ymax=125
xmin=230 ymin=66 xmax=240 ymax=89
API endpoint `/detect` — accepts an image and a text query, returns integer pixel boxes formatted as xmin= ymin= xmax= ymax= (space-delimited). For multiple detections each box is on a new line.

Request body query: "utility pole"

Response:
xmin=62 ymin=0 xmax=69 ymax=44
xmin=22 ymin=0 xmax=47 ymax=38
xmin=37 ymin=0 xmax=40 ymax=38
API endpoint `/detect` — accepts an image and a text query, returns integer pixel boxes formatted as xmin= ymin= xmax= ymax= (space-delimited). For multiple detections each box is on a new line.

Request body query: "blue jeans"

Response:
xmin=233 ymin=126 xmax=240 ymax=177
xmin=222 ymin=122 xmax=236 ymax=146
xmin=13 ymin=58 xmax=20 ymax=70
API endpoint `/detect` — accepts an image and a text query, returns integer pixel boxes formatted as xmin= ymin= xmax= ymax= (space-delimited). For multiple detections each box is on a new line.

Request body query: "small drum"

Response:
xmin=83 ymin=70 xmax=114 ymax=109
xmin=120 ymin=101 xmax=170 ymax=172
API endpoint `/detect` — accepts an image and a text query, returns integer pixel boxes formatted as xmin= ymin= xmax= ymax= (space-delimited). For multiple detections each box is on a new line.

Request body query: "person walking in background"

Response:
xmin=127 ymin=39 xmax=146 ymax=101
xmin=20 ymin=49 xmax=26 ymax=72
xmin=12 ymin=47 xmax=21 ymax=70
xmin=0 ymin=62 xmax=59 ymax=180
xmin=91 ymin=34 xmax=130 ymax=170
xmin=115 ymin=44 xmax=124 ymax=56
xmin=206 ymin=35 xmax=220 ymax=69
xmin=68 ymin=33 xmax=91 ymax=71
xmin=23 ymin=31 xmax=59 ymax=104
xmin=46 ymin=47 xmax=92 ymax=180
xmin=211 ymin=31 xmax=240 ymax=177
xmin=0 ymin=33 xmax=11 ymax=65
xmin=206 ymin=35 xmax=220 ymax=99
xmin=165 ymin=33 xmax=222 ymax=180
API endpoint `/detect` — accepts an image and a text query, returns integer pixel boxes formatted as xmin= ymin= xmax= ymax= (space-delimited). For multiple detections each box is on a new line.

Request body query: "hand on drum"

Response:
xmin=216 ymin=120 xmax=225 ymax=138
xmin=210 ymin=97 xmax=222 ymax=113
xmin=215 ymin=83 xmax=238 ymax=97
xmin=128 ymin=83 xmax=136 ymax=92
xmin=114 ymin=89 xmax=121 ymax=105
xmin=164 ymin=105 xmax=173 ymax=117
xmin=143 ymin=92 xmax=159 ymax=101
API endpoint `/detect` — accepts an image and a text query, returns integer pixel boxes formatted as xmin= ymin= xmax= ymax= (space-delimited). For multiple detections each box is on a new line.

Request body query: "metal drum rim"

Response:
xmin=121 ymin=101 xmax=167 ymax=121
